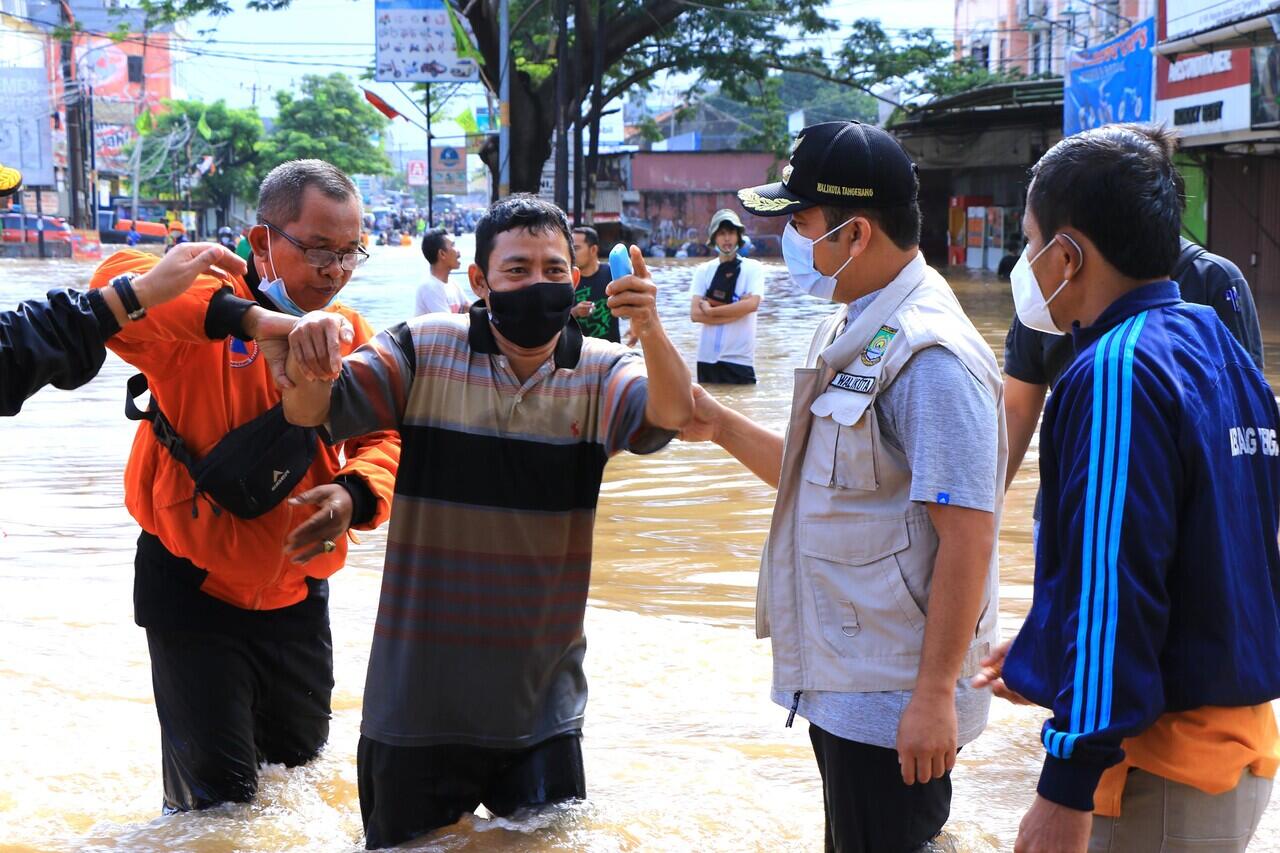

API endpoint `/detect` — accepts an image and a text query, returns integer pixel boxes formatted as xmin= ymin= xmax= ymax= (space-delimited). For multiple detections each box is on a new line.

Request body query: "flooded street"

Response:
xmin=1 ymin=242 xmax=1278 ymax=852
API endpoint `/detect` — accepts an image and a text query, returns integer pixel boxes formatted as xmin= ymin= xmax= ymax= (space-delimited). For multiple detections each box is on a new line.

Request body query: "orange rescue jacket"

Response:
xmin=91 ymin=249 xmax=400 ymax=610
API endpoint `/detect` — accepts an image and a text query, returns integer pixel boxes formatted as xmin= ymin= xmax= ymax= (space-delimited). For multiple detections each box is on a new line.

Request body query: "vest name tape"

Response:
xmin=830 ymin=372 xmax=875 ymax=393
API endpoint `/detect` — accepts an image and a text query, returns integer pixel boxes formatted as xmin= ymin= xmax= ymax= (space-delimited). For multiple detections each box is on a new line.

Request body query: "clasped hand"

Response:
xmin=288 ymin=311 xmax=355 ymax=383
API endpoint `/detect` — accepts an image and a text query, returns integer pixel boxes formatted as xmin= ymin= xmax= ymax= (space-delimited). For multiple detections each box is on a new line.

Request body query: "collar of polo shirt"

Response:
xmin=468 ymin=302 xmax=584 ymax=369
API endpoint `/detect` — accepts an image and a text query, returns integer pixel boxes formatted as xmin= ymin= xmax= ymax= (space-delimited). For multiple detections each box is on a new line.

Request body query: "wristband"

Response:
xmin=110 ymin=273 xmax=146 ymax=322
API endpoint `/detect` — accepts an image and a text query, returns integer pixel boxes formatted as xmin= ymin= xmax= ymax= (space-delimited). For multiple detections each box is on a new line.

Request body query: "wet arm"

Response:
xmin=918 ymin=504 xmax=995 ymax=694
xmin=281 ymin=360 xmax=333 ymax=427
xmin=1004 ymin=375 xmax=1048 ymax=491
xmin=714 ymin=406 xmax=784 ymax=488
xmin=638 ymin=320 xmax=693 ymax=430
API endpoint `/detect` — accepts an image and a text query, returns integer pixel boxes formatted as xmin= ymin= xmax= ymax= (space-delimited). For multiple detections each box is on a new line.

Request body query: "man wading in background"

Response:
xmin=688 ymin=208 xmax=766 ymax=384
xmin=682 ymin=121 xmax=1005 ymax=853
xmin=570 ymin=226 xmax=622 ymax=343
xmin=414 ymin=227 xmax=470 ymax=315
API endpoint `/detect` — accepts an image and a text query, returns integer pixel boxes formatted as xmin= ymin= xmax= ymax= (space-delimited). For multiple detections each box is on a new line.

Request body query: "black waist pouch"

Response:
xmin=126 ymin=373 xmax=318 ymax=519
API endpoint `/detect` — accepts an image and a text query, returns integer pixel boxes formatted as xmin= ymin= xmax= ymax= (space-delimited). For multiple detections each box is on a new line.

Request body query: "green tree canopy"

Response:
xmin=136 ymin=98 xmax=263 ymax=214
xmin=256 ymin=73 xmax=393 ymax=177
xmin=131 ymin=1 xmax=1037 ymax=194
xmin=834 ymin=19 xmax=1026 ymax=100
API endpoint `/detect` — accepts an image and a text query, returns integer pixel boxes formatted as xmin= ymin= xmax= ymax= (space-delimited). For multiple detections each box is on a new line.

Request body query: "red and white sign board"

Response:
xmin=406 ymin=160 xmax=429 ymax=187
xmin=1154 ymin=47 xmax=1252 ymax=138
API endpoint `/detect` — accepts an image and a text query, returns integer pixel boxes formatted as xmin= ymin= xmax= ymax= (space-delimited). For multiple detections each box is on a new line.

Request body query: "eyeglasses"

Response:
xmin=263 ymin=221 xmax=369 ymax=271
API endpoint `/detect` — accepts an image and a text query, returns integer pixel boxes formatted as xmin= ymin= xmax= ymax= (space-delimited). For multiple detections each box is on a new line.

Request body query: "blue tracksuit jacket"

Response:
xmin=1003 ymin=281 xmax=1280 ymax=811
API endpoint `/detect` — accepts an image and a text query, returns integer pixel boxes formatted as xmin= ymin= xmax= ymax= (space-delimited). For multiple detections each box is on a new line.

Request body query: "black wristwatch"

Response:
xmin=110 ymin=273 xmax=147 ymax=322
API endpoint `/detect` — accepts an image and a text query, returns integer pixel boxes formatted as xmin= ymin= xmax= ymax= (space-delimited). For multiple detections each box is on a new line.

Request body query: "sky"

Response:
xmin=174 ymin=0 xmax=958 ymax=150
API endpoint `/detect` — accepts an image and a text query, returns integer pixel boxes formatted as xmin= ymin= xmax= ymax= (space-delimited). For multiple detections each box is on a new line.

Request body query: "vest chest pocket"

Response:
xmin=799 ymin=518 xmax=923 ymax=659
xmin=803 ymin=390 xmax=878 ymax=491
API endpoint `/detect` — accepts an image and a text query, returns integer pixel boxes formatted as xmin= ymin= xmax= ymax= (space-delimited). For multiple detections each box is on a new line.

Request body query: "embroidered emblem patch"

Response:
xmin=830 ymin=372 xmax=875 ymax=393
xmin=860 ymin=325 xmax=898 ymax=367
xmin=936 ymin=492 xmax=951 ymax=505
xmin=228 ymin=337 xmax=260 ymax=368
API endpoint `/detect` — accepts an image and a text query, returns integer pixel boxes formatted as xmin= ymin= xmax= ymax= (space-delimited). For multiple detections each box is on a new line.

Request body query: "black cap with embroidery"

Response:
xmin=738 ymin=121 xmax=918 ymax=217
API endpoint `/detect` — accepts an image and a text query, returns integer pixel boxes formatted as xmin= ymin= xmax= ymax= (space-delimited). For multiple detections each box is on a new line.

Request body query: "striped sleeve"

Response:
xmin=326 ymin=322 xmax=416 ymax=442
xmin=1037 ymin=310 xmax=1178 ymax=811
xmin=599 ymin=349 xmax=674 ymax=456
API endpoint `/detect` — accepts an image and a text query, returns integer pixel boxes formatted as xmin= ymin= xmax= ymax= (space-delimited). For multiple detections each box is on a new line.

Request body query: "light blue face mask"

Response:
xmin=257 ymin=230 xmax=336 ymax=317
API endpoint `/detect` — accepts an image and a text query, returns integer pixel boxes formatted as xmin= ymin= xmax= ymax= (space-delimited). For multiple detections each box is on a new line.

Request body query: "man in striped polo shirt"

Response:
xmin=280 ymin=195 xmax=693 ymax=849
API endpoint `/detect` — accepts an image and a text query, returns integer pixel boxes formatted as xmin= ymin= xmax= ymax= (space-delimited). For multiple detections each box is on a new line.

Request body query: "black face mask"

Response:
xmin=485 ymin=281 xmax=576 ymax=348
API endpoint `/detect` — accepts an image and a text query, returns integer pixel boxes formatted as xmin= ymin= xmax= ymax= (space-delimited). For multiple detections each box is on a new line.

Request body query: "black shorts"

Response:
xmin=696 ymin=361 xmax=757 ymax=384
xmin=358 ymin=731 xmax=586 ymax=849
xmin=146 ymin=625 xmax=334 ymax=812
xmin=809 ymin=724 xmax=952 ymax=853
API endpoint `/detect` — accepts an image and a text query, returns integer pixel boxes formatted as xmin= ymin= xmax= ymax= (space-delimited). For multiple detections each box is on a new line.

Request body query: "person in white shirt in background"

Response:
xmin=689 ymin=208 xmax=766 ymax=384
xmin=414 ymin=227 xmax=470 ymax=315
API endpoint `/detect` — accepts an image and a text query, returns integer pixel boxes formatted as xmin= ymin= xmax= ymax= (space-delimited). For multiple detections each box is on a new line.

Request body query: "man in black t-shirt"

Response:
xmin=571 ymin=226 xmax=621 ymax=343
xmin=1004 ymin=236 xmax=1265 ymax=494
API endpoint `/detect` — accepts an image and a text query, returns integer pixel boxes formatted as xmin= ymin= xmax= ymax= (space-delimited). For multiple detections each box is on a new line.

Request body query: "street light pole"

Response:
xmin=585 ymin=0 xmax=604 ymax=226
xmin=498 ymin=0 xmax=510 ymax=197
xmin=426 ymin=83 xmax=434 ymax=225
xmin=554 ymin=0 xmax=569 ymax=210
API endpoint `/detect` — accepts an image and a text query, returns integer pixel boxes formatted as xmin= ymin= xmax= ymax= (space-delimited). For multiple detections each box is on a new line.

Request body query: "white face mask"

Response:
xmin=782 ymin=218 xmax=855 ymax=301
xmin=1010 ymin=234 xmax=1079 ymax=335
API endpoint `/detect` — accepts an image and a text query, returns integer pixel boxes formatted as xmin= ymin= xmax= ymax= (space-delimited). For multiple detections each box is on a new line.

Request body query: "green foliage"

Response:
xmin=925 ymin=57 xmax=1027 ymax=97
xmin=136 ymin=99 xmax=263 ymax=211
xmin=836 ymin=19 xmax=1027 ymax=99
xmin=635 ymin=116 xmax=665 ymax=144
xmin=705 ymin=71 xmax=881 ymax=159
xmin=256 ymin=73 xmax=393 ymax=177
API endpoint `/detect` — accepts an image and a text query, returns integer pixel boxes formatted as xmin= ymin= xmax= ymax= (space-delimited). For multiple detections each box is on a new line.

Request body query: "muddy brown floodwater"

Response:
xmin=1 ymin=242 xmax=1277 ymax=851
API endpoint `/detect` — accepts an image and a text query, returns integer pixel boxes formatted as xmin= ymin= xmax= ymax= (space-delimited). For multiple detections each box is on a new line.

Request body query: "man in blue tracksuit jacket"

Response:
xmin=978 ymin=124 xmax=1280 ymax=852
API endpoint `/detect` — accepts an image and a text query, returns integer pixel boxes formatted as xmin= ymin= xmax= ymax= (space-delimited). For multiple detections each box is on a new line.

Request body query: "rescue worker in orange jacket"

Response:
xmin=89 ymin=159 xmax=400 ymax=813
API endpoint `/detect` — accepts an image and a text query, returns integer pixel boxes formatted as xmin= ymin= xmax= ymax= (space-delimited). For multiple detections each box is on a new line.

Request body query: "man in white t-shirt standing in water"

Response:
xmin=414 ymin=227 xmax=470 ymax=315
xmin=689 ymin=208 xmax=766 ymax=384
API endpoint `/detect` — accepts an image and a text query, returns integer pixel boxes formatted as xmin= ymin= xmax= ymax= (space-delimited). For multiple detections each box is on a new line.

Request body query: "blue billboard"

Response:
xmin=1064 ymin=18 xmax=1156 ymax=136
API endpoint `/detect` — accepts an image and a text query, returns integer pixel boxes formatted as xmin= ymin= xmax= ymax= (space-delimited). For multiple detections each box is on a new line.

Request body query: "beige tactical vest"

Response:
xmin=759 ymin=253 xmax=1006 ymax=693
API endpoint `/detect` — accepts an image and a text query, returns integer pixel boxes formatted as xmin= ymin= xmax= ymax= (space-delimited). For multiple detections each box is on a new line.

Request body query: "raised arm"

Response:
xmin=608 ymin=246 xmax=692 ymax=430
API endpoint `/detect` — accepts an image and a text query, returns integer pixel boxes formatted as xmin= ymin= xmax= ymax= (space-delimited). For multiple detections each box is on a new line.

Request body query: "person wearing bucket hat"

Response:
xmin=688 ymin=207 xmax=766 ymax=384
xmin=680 ymin=121 xmax=1006 ymax=853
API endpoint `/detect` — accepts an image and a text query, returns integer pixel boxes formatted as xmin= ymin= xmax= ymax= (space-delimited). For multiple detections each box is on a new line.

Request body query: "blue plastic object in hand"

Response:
xmin=608 ymin=243 xmax=633 ymax=280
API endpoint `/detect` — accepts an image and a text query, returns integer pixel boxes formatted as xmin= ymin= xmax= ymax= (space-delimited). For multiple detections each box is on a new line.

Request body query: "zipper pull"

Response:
xmin=786 ymin=690 xmax=801 ymax=728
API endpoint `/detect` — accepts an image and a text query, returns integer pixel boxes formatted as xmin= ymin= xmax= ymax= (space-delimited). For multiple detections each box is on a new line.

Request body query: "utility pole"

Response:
xmin=554 ymin=0 xmax=569 ymax=210
xmin=427 ymin=83 xmax=437 ymax=225
xmin=131 ymin=32 xmax=149 ymax=225
xmin=585 ymin=0 xmax=604 ymax=226
xmin=59 ymin=0 xmax=90 ymax=230
xmin=572 ymin=114 xmax=583 ymax=225
xmin=498 ymin=0 xmax=510 ymax=197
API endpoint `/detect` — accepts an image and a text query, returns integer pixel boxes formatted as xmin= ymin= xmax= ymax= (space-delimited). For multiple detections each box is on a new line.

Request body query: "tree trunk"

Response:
xmin=468 ymin=0 xmax=683 ymax=196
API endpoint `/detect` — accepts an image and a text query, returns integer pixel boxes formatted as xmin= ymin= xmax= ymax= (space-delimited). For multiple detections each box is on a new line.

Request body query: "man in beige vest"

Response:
xmin=681 ymin=121 xmax=1006 ymax=853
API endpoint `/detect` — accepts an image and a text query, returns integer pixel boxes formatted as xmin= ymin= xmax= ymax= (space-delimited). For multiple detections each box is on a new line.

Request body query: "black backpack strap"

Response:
xmin=125 ymin=373 xmax=213 ymax=517
xmin=1172 ymin=242 xmax=1208 ymax=283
